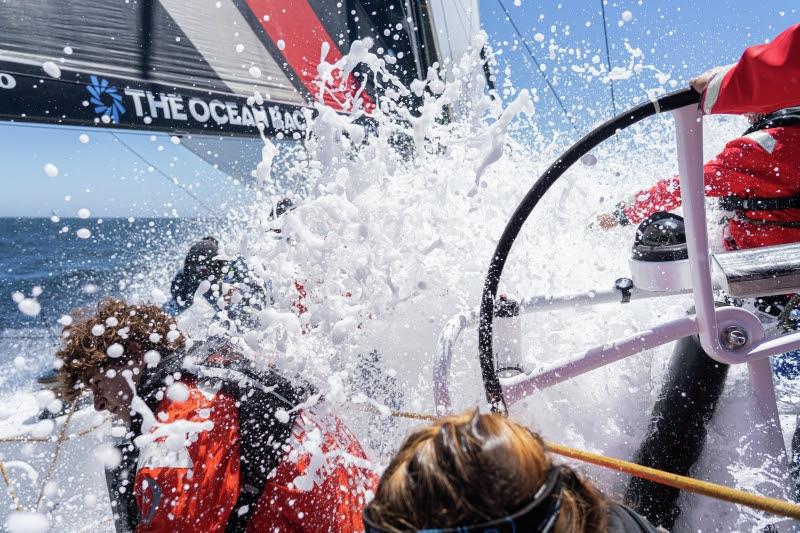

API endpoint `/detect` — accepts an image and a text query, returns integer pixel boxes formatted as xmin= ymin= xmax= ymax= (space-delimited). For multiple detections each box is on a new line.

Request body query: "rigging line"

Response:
xmin=0 ymin=119 xmax=257 ymax=182
xmin=494 ymin=0 xmax=578 ymax=131
xmin=400 ymin=0 xmax=425 ymax=80
xmin=0 ymin=122 xmax=250 ymax=195
xmin=464 ymin=0 xmax=475 ymax=37
xmin=0 ymin=461 xmax=22 ymax=512
xmin=35 ymin=400 xmax=76 ymax=509
xmin=446 ymin=0 xmax=476 ymax=80
xmin=451 ymin=0 xmax=472 ymax=40
xmin=111 ymin=133 xmax=217 ymax=216
xmin=599 ymin=0 xmax=618 ymax=115
xmin=439 ymin=2 xmax=456 ymax=70
xmin=0 ymin=121 xmax=167 ymax=136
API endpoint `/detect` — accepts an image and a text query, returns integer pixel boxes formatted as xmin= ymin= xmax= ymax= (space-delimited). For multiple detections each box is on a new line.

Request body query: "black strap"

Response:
xmin=743 ymin=106 xmax=800 ymax=135
xmin=106 ymin=439 xmax=140 ymax=533
xmin=733 ymin=212 xmax=800 ymax=228
xmin=718 ymin=194 xmax=800 ymax=212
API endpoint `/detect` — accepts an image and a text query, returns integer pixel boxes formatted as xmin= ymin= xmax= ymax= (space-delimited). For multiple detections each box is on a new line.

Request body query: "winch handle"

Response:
xmin=478 ymin=88 xmax=702 ymax=414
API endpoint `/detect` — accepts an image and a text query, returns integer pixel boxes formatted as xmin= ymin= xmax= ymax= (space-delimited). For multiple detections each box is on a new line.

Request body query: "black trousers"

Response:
xmin=624 ymin=334 xmax=729 ymax=530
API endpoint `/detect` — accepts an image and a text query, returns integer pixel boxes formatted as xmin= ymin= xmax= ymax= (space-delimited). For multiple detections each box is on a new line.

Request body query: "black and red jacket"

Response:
xmin=109 ymin=339 xmax=377 ymax=533
xmin=617 ymin=111 xmax=800 ymax=250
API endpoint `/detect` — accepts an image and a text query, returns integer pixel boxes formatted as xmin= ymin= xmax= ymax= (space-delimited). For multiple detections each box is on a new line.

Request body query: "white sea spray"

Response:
xmin=6 ymin=512 xmax=49 ymax=533
xmin=42 ymin=60 xmax=61 ymax=79
xmin=205 ymin=34 xmax=789 ymax=530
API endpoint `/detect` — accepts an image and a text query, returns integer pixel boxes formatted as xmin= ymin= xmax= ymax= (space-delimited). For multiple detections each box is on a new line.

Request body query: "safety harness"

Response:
xmin=110 ymin=338 xmax=314 ymax=533
xmin=744 ymin=107 xmax=800 ymax=135
xmin=718 ymin=195 xmax=800 ymax=212
xmin=718 ymin=107 xmax=800 ymax=218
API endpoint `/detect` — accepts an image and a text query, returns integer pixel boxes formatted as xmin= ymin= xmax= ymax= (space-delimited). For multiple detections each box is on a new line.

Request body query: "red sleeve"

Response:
xmin=703 ymin=24 xmax=800 ymax=114
xmin=622 ymin=176 xmax=683 ymax=225
xmin=620 ymin=136 xmax=771 ymax=224
xmin=135 ymin=381 xmax=240 ymax=533
xmin=248 ymin=411 xmax=378 ymax=532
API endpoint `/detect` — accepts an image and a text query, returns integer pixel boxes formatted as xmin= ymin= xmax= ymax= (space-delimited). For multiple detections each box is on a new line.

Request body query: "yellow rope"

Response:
xmin=389 ymin=410 xmax=439 ymax=422
xmin=35 ymin=400 xmax=77 ymax=508
xmin=386 ymin=408 xmax=800 ymax=521
xmin=544 ymin=440 xmax=800 ymax=521
xmin=0 ymin=461 xmax=22 ymax=511
xmin=0 ymin=416 xmax=109 ymax=444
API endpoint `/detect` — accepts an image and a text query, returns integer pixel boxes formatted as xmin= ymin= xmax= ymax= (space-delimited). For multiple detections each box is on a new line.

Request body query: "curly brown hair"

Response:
xmin=364 ymin=410 xmax=609 ymax=532
xmin=56 ymin=298 xmax=185 ymax=399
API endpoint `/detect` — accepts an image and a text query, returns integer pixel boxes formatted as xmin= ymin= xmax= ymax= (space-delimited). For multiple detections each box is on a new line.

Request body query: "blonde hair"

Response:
xmin=56 ymin=298 xmax=184 ymax=398
xmin=364 ymin=410 xmax=608 ymax=532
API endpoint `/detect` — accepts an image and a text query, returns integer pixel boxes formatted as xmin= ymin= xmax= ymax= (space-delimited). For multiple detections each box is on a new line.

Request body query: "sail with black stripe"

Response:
xmin=0 ymin=0 xmax=482 ymax=139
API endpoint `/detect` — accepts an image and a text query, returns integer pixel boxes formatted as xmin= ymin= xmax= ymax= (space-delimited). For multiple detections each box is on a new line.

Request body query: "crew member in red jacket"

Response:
xmin=599 ymin=24 xmax=800 ymax=526
xmin=56 ymin=298 xmax=377 ymax=532
xmin=598 ymin=108 xmax=800 ymax=250
xmin=600 ymin=109 xmax=800 ymax=528
xmin=615 ymin=22 xmax=800 ymax=242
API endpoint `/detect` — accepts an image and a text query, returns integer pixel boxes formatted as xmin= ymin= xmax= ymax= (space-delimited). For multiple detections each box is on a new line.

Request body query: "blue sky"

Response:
xmin=0 ymin=124 xmax=246 ymax=218
xmin=480 ymin=1 xmax=798 ymax=128
xmin=0 ymin=1 xmax=797 ymax=217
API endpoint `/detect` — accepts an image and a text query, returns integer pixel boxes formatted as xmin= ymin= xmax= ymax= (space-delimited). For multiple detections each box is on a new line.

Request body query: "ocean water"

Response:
xmin=0 ymin=217 xmax=219 ymax=393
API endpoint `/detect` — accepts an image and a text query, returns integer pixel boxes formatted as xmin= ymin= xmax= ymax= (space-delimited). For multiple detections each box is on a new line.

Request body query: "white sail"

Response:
xmin=427 ymin=0 xmax=481 ymax=78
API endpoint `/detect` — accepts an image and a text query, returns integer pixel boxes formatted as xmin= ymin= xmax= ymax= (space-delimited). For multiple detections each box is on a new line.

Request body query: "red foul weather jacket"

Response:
xmin=134 ymin=377 xmax=377 ymax=532
xmin=702 ymin=23 xmax=800 ymax=115
xmin=619 ymin=123 xmax=800 ymax=250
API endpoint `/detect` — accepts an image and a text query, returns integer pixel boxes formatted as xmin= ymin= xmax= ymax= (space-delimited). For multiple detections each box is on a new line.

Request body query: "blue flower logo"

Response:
xmin=86 ymin=75 xmax=125 ymax=123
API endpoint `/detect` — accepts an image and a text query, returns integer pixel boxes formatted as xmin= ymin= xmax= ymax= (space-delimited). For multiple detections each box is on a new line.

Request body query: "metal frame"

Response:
xmin=433 ymin=284 xmax=692 ymax=411
xmin=434 ymin=104 xmax=795 ymax=459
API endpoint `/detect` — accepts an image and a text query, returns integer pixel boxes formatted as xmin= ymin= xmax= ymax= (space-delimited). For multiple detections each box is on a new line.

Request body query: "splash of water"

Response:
xmin=213 ymin=33 xmax=794 ymax=530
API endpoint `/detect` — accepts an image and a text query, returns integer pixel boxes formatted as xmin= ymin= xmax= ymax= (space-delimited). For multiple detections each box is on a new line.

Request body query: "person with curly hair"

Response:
xmin=57 ymin=298 xmax=377 ymax=533
xmin=56 ymin=298 xmax=184 ymax=411
xmin=363 ymin=410 xmax=660 ymax=533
